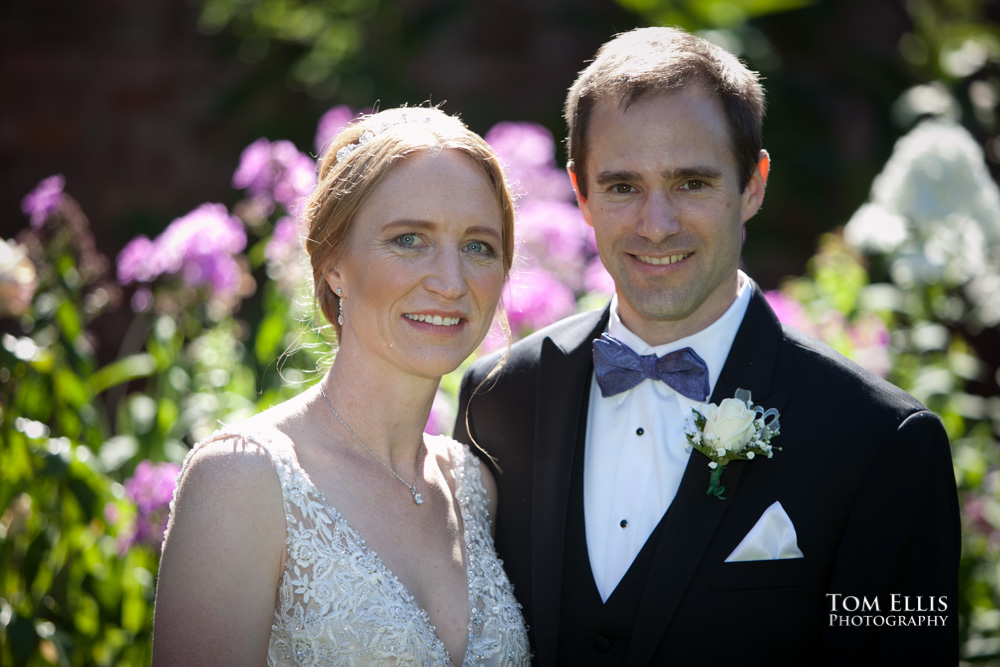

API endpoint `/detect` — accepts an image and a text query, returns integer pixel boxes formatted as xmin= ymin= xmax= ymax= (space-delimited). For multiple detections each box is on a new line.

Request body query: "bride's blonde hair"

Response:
xmin=303 ymin=105 xmax=516 ymax=343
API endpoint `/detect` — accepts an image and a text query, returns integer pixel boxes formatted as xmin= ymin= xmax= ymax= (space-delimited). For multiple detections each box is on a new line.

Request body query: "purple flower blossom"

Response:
xmin=505 ymin=268 xmax=577 ymax=338
xmin=515 ymin=200 xmax=591 ymax=290
xmin=315 ymin=105 xmax=359 ymax=155
xmin=763 ymin=290 xmax=809 ymax=331
xmin=124 ymin=460 xmax=181 ymax=550
xmin=158 ymin=204 xmax=247 ymax=297
xmin=21 ymin=175 xmax=66 ymax=229
xmin=265 ymin=217 xmax=301 ymax=264
xmin=485 ymin=122 xmax=573 ymax=202
xmin=130 ymin=286 xmax=153 ymax=313
xmin=233 ymin=138 xmax=317 ymax=217
xmin=583 ymin=256 xmax=616 ymax=296
xmin=485 ymin=122 xmax=556 ymax=171
xmin=116 ymin=203 xmax=247 ymax=300
xmin=424 ymin=389 xmax=454 ymax=437
xmin=117 ymin=236 xmax=158 ymax=284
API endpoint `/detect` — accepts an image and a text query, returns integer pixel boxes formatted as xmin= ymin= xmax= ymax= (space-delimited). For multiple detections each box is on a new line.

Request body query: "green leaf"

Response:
xmin=254 ymin=312 xmax=286 ymax=365
xmin=55 ymin=367 xmax=91 ymax=409
xmin=55 ymin=298 xmax=83 ymax=343
xmin=89 ymin=354 xmax=157 ymax=396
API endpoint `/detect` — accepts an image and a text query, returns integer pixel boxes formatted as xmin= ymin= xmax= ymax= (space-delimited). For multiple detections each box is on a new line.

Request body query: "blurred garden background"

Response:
xmin=2 ymin=0 xmax=1000 ymax=664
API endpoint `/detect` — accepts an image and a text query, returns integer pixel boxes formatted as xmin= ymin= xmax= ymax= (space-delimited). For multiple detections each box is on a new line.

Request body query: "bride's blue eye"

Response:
xmin=397 ymin=234 xmax=418 ymax=246
xmin=465 ymin=240 xmax=495 ymax=255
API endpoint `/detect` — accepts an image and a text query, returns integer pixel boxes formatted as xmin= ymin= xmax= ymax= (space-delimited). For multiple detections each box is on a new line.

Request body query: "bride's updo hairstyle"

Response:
xmin=303 ymin=106 xmax=516 ymax=342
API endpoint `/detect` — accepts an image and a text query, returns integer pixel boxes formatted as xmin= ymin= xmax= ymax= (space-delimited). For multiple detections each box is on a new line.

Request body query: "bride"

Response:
xmin=151 ymin=106 xmax=530 ymax=666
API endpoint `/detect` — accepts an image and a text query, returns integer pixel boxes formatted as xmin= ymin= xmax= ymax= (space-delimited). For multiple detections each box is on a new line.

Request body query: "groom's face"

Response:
xmin=572 ymin=85 xmax=767 ymax=346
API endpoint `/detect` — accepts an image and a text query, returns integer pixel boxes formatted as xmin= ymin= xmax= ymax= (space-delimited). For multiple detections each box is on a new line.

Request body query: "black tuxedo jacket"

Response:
xmin=455 ymin=285 xmax=959 ymax=666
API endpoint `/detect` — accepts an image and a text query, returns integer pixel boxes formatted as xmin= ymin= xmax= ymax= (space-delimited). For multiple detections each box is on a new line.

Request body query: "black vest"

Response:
xmin=556 ymin=407 xmax=669 ymax=666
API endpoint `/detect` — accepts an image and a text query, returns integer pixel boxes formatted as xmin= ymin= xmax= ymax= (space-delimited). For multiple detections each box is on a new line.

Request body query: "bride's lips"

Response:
xmin=403 ymin=311 xmax=466 ymax=333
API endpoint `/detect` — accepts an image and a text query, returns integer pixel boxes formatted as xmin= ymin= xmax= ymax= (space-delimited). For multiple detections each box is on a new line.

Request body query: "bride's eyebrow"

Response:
xmin=381 ymin=219 xmax=435 ymax=233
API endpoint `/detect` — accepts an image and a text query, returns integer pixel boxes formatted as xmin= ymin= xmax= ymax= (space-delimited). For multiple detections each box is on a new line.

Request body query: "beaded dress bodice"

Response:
xmin=188 ymin=430 xmax=530 ymax=666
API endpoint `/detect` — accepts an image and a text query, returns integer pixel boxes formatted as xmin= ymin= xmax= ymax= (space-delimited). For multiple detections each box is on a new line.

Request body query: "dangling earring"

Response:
xmin=336 ymin=288 xmax=344 ymax=326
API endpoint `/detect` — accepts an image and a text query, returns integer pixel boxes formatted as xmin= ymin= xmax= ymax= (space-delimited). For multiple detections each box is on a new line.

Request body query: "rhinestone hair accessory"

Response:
xmin=335 ymin=130 xmax=375 ymax=163
xmin=333 ymin=109 xmax=437 ymax=164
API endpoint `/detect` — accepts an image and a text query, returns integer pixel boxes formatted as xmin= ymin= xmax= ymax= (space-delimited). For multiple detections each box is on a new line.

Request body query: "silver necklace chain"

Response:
xmin=320 ymin=386 xmax=425 ymax=506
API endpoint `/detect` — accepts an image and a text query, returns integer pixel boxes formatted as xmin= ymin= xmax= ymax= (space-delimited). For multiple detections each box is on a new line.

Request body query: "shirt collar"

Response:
xmin=604 ymin=270 xmax=752 ymax=402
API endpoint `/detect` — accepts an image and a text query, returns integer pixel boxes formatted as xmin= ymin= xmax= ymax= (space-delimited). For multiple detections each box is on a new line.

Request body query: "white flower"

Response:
xmin=702 ymin=397 xmax=758 ymax=453
xmin=871 ymin=119 xmax=1000 ymax=240
xmin=0 ymin=238 xmax=37 ymax=319
xmin=685 ymin=389 xmax=782 ymax=500
xmin=844 ymin=202 xmax=909 ymax=254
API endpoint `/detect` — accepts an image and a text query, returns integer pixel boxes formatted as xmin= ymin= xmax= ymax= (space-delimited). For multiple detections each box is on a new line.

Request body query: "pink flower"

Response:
xmin=265 ymin=217 xmax=301 ymax=264
xmin=116 ymin=203 xmax=248 ymax=301
xmin=763 ymin=290 xmax=808 ymax=330
xmin=505 ymin=268 xmax=576 ymax=339
xmin=116 ymin=236 xmax=158 ymax=284
xmin=485 ymin=122 xmax=556 ymax=171
xmin=123 ymin=460 xmax=182 ymax=550
xmin=515 ymin=200 xmax=591 ymax=290
xmin=583 ymin=256 xmax=615 ymax=296
xmin=424 ymin=389 xmax=454 ymax=437
xmin=315 ymin=105 xmax=360 ymax=155
xmin=21 ymin=175 xmax=65 ymax=229
xmin=484 ymin=122 xmax=573 ymax=202
xmin=233 ymin=138 xmax=316 ymax=217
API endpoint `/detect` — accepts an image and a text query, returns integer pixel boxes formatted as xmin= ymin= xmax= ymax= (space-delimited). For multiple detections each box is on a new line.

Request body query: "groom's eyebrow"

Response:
xmin=593 ymin=166 xmax=724 ymax=186
xmin=594 ymin=169 xmax=643 ymax=185
xmin=664 ymin=166 xmax=723 ymax=181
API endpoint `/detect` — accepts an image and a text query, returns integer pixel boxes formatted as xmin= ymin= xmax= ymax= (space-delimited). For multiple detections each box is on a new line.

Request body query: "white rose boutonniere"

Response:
xmin=684 ymin=388 xmax=781 ymax=500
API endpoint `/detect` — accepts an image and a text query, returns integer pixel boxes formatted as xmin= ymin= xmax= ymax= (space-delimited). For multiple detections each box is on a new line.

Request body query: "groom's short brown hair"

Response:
xmin=564 ymin=26 xmax=766 ymax=196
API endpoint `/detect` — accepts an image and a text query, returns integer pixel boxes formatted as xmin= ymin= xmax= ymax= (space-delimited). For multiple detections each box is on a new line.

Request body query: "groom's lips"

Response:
xmin=634 ymin=252 xmax=692 ymax=266
xmin=627 ymin=251 xmax=694 ymax=272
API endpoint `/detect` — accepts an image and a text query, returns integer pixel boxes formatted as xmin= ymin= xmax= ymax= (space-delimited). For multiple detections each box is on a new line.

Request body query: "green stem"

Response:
xmin=707 ymin=465 xmax=727 ymax=500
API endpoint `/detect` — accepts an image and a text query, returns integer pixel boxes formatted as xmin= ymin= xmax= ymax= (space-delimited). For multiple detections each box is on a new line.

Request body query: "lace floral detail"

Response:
xmin=183 ymin=431 xmax=530 ymax=666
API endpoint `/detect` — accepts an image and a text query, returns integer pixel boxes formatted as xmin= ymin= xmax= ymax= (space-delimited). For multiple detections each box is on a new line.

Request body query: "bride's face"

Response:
xmin=328 ymin=148 xmax=506 ymax=380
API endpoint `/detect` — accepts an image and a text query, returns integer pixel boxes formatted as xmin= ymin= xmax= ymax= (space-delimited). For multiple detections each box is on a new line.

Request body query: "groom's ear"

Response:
xmin=568 ymin=164 xmax=594 ymax=227
xmin=740 ymin=150 xmax=769 ymax=224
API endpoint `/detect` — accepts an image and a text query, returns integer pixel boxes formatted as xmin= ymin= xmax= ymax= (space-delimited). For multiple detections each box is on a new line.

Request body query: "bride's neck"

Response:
xmin=320 ymin=354 xmax=439 ymax=462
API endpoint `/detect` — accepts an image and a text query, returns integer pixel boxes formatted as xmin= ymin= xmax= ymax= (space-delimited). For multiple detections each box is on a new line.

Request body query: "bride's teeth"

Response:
xmin=637 ymin=253 xmax=688 ymax=265
xmin=405 ymin=314 xmax=460 ymax=326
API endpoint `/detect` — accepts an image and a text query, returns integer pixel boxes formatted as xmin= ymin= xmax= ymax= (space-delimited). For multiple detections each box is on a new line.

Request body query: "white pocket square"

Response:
xmin=725 ymin=501 xmax=804 ymax=562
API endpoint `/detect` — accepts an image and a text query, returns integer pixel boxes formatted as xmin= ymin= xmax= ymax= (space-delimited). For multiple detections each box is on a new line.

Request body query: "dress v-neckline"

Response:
xmin=285 ymin=435 xmax=475 ymax=666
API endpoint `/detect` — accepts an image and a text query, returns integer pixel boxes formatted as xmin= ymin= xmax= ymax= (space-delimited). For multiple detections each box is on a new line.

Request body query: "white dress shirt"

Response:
xmin=583 ymin=271 xmax=752 ymax=601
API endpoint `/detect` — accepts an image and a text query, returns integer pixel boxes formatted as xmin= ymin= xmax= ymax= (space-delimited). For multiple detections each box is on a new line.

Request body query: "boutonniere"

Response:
xmin=684 ymin=388 xmax=781 ymax=500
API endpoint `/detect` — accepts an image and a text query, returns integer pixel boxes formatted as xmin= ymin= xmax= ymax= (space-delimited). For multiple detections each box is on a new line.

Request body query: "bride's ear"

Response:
xmin=324 ymin=265 xmax=343 ymax=296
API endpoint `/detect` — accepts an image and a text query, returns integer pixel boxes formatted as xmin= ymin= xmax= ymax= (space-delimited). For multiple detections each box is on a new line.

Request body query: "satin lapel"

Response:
xmin=625 ymin=285 xmax=791 ymax=666
xmin=530 ymin=307 xmax=610 ymax=667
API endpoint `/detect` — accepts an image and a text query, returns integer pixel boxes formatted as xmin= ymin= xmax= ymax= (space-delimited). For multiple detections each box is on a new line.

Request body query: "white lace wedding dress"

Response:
xmin=180 ymin=431 xmax=530 ymax=666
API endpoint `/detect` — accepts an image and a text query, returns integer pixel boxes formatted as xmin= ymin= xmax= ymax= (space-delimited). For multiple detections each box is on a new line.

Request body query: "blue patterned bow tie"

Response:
xmin=592 ymin=333 xmax=710 ymax=400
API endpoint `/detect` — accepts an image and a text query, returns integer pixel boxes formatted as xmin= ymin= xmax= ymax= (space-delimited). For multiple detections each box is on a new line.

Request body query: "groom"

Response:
xmin=455 ymin=26 xmax=959 ymax=666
